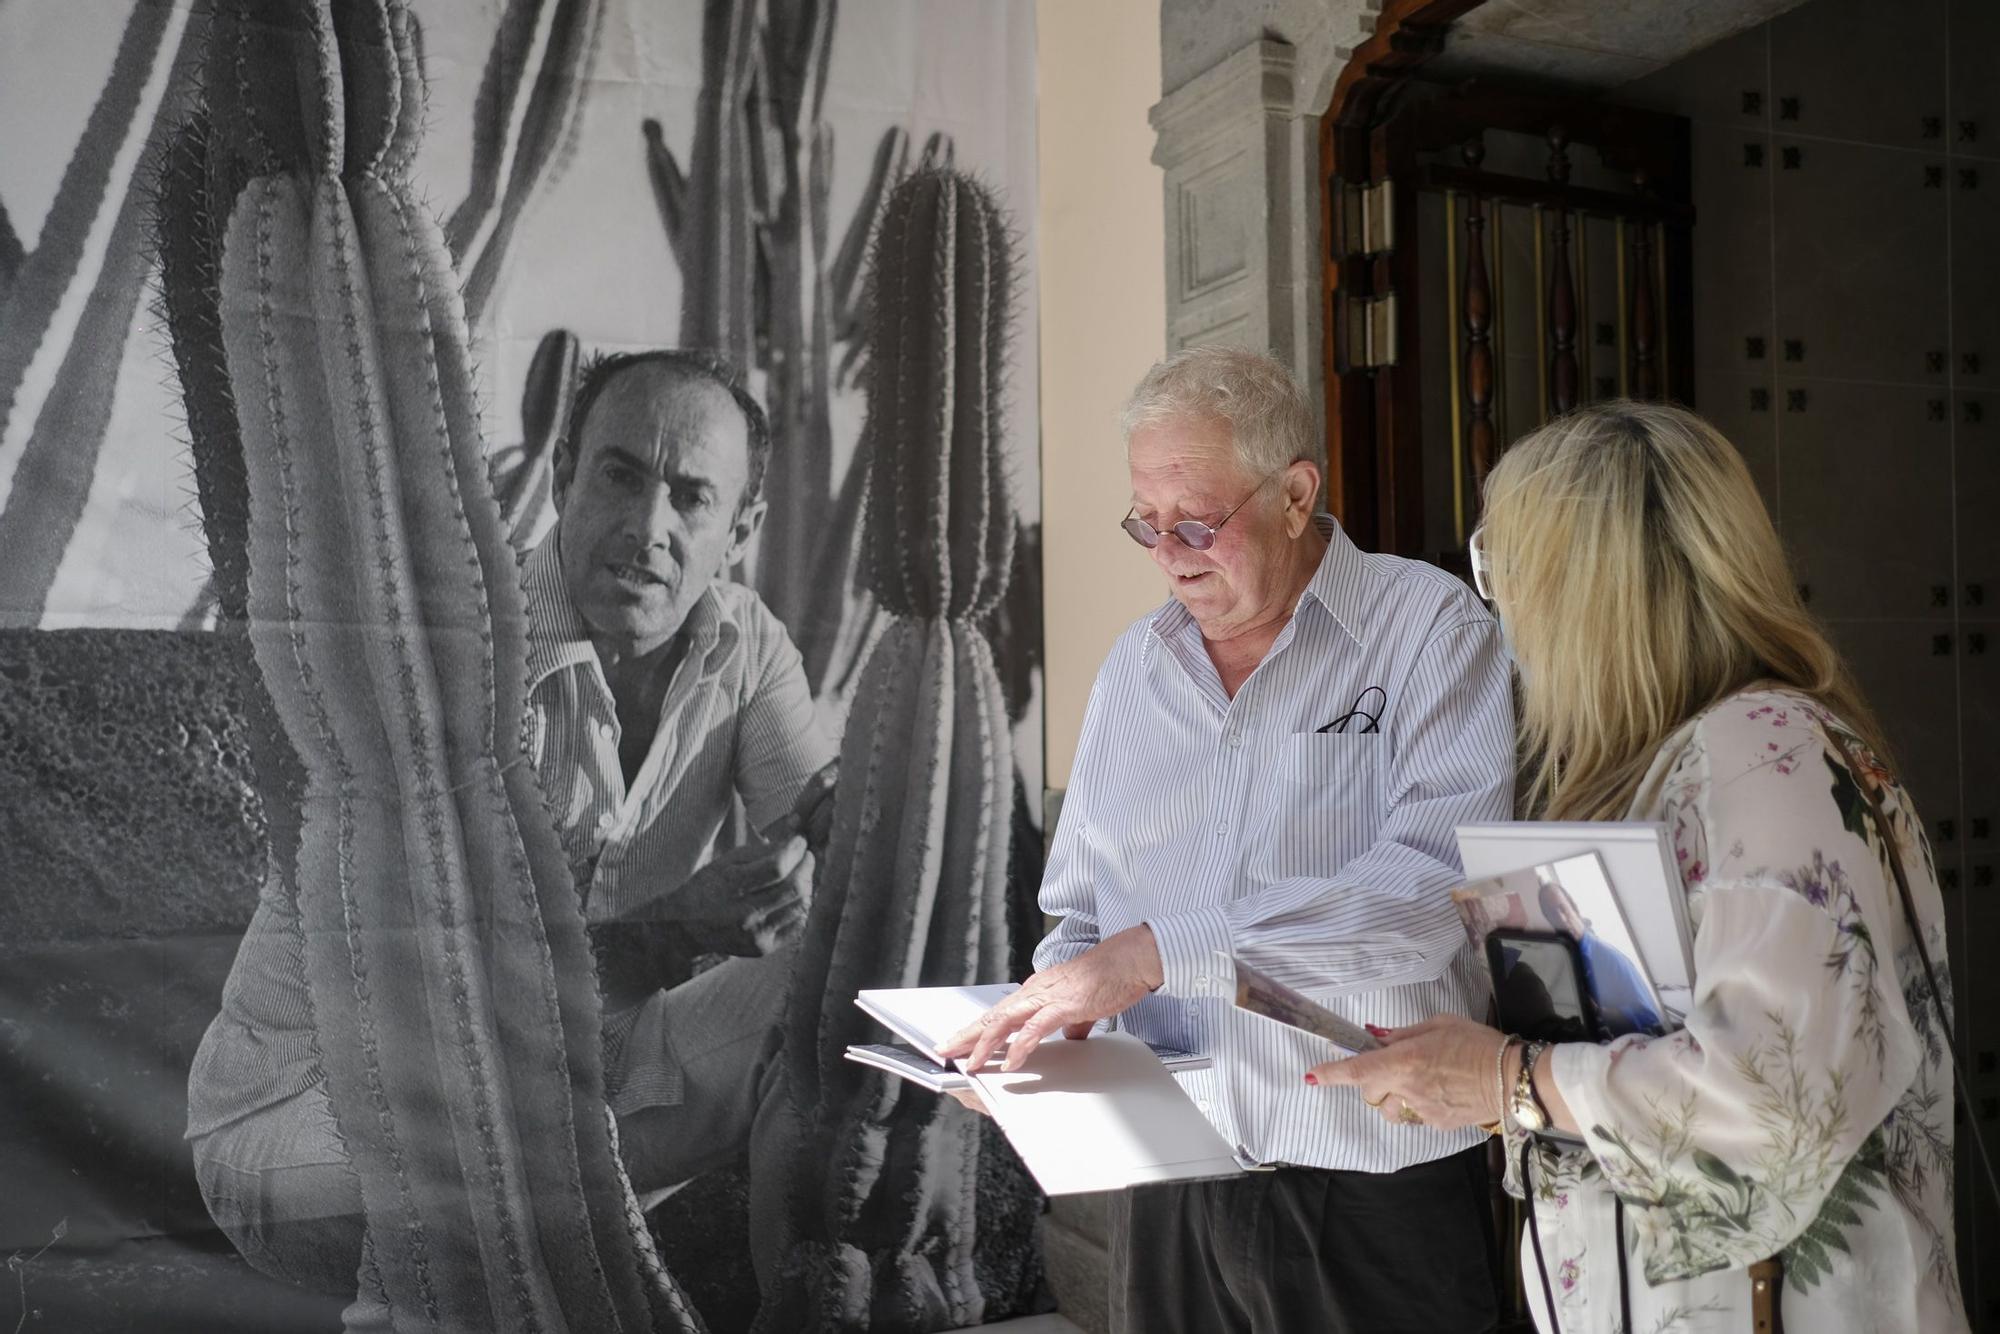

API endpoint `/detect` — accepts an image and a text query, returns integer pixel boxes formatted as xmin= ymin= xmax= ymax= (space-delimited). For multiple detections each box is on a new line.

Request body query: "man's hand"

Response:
xmin=657 ymin=833 xmax=813 ymax=957
xmin=935 ymin=924 xmax=1165 ymax=1072
xmin=758 ymin=761 xmax=839 ymax=848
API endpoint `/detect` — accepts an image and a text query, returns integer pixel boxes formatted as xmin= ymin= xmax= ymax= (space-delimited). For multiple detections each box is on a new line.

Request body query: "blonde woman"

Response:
xmin=1308 ymin=402 xmax=1969 ymax=1332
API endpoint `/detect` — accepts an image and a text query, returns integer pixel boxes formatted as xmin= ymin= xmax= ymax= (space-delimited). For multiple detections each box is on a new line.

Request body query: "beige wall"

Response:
xmin=1036 ymin=0 xmax=1167 ymax=791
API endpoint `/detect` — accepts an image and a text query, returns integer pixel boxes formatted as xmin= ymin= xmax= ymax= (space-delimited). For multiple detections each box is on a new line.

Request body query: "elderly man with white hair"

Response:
xmin=941 ymin=346 xmax=1513 ymax=1333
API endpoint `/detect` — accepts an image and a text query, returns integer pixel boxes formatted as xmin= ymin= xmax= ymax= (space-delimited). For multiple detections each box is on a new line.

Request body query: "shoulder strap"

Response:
xmin=1748 ymin=1256 xmax=1785 ymax=1333
xmin=1824 ymin=725 xmax=2000 ymax=1210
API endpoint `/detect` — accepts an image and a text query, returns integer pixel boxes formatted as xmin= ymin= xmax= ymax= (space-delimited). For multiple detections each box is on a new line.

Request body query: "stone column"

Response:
xmin=1151 ymin=35 xmax=1341 ymax=418
xmin=1151 ymin=41 xmax=1299 ymax=361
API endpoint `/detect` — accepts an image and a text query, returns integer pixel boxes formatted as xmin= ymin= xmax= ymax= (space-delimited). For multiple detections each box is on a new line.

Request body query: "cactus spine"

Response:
xmin=172 ymin=2 xmax=699 ymax=1326
xmin=756 ymin=168 xmax=1020 ymax=1332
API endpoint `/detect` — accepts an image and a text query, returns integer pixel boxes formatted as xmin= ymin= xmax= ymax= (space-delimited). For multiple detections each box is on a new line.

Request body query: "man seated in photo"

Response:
xmin=186 ymin=349 xmax=834 ymax=1294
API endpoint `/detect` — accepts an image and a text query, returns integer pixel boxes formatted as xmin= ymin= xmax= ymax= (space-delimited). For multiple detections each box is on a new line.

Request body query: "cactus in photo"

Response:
xmin=491 ymin=325 xmax=578 ymax=549
xmin=162 ymin=2 xmax=699 ymax=1326
xmin=157 ymin=88 xmax=260 ymax=625
xmin=645 ymin=0 xmax=955 ymax=700
xmin=0 ymin=0 xmax=174 ymax=446
xmin=0 ymin=196 xmax=23 ymax=308
xmin=0 ymin=0 xmax=197 ymax=627
xmin=755 ymin=168 xmax=1021 ymax=1333
xmin=445 ymin=0 xmax=607 ymax=330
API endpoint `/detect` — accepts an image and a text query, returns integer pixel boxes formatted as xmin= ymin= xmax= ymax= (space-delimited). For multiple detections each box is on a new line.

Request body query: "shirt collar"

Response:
xmin=522 ymin=533 xmax=730 ymax=692
xmin=1296 ymin=513 xmax=1370 ymax=648
xmin=1146 ymin=512 xmax=1370 ymax=649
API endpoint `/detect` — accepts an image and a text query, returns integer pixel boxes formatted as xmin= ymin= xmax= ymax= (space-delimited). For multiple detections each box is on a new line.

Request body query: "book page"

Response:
xmin=854 ymin=983 xmax=1020 ymax=1061
xmin=845 ymin=1044 xmax=959 ymax=1091
xmin=970 ymin=1033 xmax=1244 ymax=1195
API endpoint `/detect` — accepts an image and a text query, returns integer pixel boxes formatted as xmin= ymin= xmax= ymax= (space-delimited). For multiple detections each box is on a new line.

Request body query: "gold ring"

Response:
xmin=1397 ymin=1100 xmax=1424 ymax=1126
xmin=1363 ymin=1089 xmax=1392 ymax=1108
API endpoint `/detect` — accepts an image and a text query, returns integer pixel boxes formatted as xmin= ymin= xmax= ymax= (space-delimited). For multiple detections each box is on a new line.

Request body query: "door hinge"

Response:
xmin=1345 ymin=292 xmax=1399 ymax=368
xmin=1341 ymin=179 xmax=1396 ymax=257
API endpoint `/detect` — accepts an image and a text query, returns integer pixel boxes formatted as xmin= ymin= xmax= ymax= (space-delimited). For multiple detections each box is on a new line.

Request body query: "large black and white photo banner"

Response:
xmin=0 ymin=3 xmax=1044 ymax=1330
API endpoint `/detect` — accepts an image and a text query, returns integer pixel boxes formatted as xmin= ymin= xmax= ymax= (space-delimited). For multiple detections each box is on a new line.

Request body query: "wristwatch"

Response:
xmin=1509 ymin=1039 xmax=1552 ymax=1133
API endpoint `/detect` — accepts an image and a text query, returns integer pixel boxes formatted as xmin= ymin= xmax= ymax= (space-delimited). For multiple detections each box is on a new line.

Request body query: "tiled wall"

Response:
xmin=1624 ymin=0 xmax=1999 ymax=1323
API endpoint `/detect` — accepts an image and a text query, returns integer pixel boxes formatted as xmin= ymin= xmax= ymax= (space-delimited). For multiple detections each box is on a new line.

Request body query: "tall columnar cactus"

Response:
xmin=755 ymin=168 xmax=1020 ymax=1333
xmin=445 ymin=0 xmax=606 ymax=330
xmin=0 ymin=0 xmax=171 ymax=444
xmin=644 ymin=0 xmax=955 ymax=700
xmin=0 ymin=196 xmax=24 ymax=310
xmin=158 ymin=85 xmax=260 ymax=625
xmin=0 ymin=1 xmax=196 ymax=627
xmin=494 ymin=326 xmax=579 ymax=550
xmin=163 ymin=3 xmax=699 ymax=1327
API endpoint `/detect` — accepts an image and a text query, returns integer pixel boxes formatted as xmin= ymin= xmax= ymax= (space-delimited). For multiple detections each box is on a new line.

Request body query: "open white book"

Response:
xmin=970 ymin=1034 xmax=1246 ymax=1195
xmin=1455 ymin=822 xmax=1694 ymax=1023
xmin=846 ymin=1041 xmax=1210 ymax=1092
xmin=853 ymin=983 xmax=1022 ymax=1064
xmin=849 ymin=984 xmax=1243 ymax=1194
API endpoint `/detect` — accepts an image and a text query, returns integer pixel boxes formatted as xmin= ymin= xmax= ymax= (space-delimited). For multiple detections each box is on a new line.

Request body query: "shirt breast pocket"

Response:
xmin=1263 ymin=731 xmax=1386 ymax=878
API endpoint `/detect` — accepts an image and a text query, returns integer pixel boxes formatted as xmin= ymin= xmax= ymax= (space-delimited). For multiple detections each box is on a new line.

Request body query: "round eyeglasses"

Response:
xmin=1121 ymin=472 xmax=1281 ymax=551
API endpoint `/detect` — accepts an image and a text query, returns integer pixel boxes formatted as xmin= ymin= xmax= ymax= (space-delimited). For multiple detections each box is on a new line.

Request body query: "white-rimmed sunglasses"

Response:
xmin=1468 ymin=526 xmax=1496 ymax=601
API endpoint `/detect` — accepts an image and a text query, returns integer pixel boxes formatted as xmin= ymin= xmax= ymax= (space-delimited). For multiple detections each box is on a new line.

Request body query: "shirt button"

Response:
xmin=596 ymin=812 xmax=615 ymax=830
xmin=1227 ymin=731 xmax=1242 ymax=747
xmin=1194 ymin=975 xmax=1209 ymax=993
xmin=1197 ymin=1099 xmax=1213 ymax=1114
xmin=597 ymin=721 xmax=615 ymax=742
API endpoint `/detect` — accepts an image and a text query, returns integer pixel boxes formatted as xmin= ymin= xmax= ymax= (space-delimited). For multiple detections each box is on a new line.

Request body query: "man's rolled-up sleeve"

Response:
xmin=1148 ymin=615 xmax=1513 ymax=997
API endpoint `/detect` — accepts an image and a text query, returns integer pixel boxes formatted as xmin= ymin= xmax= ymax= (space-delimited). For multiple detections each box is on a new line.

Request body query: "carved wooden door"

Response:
xmin=1324 ymin=70 xmax=1695 ymax=574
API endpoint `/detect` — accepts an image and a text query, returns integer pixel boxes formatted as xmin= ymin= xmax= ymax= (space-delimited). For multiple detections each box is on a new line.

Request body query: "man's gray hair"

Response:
xmin=1120 ymin=345 xmax=1321 ymax=476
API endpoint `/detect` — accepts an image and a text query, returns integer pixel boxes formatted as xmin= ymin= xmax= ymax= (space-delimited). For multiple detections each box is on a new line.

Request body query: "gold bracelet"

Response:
xmin=1482 ymin=1034 xmax=1517 ymax=1136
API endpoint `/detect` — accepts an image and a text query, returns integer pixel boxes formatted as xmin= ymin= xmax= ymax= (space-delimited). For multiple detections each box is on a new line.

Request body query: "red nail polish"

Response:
xmin=1304 ymin=1072 xmax=1319 ymax=1085
xmin=1365 ymin=1024 xmax=1389 ymax=1036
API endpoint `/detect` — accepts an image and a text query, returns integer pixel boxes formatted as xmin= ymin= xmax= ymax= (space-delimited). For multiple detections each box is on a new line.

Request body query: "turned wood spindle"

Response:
xmin=1630 ymin=169 xmax=1659 ymax=399
xmin=1632 ymin=224 xmax=1658 ymax=400
xmin=1462 ymin=139 xmax=1496 ymax=487
xmin=1546 ymin=126 xmax=1578 ymax=414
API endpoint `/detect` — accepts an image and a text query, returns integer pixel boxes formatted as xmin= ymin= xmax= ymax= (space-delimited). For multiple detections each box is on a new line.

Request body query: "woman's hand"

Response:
xmin=1306 ymin=1013 xmax=1509 ymax=1131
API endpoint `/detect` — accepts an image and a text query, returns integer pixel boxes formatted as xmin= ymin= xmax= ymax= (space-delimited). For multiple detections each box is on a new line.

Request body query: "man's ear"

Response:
xmin=1283 ymin=459 xmax=1321 ymax=537
xmin=726 ymin=495 xmax=768 ymax=567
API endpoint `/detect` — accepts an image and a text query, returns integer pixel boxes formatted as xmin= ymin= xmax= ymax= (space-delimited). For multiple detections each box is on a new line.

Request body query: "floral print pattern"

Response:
xmin=1508 ymin=688 xmax=1967 ymax=1333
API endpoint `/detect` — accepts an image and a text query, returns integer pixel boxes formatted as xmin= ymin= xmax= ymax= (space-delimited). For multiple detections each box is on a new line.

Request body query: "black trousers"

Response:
xmin=1108 ymin=1144 xmax=1500 ymax=1334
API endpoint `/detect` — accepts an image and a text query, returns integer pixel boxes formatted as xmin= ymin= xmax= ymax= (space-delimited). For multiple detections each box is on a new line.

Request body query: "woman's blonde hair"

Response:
xmin=1480 ymin=400 xmax=1889 ymax=820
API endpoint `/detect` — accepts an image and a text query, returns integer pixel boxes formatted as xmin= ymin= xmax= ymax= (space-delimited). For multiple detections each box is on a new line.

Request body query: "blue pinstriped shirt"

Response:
xmin=1037 ymin=516 xmax=1514 ymax=1172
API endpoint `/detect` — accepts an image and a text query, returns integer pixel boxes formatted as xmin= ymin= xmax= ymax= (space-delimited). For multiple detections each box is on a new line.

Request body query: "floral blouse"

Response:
xmin=1511 ymin=687 xmax=1967 ymax=1333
